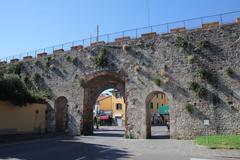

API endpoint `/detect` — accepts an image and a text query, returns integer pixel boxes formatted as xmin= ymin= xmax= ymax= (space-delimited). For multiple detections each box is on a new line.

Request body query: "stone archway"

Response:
xmin=145 ymin=91 xmax=170 ymax=138
xmin=55 ymin=96 xmax=68 ymax=132
xmin=83 ymin=71 xmax=126 ymax=135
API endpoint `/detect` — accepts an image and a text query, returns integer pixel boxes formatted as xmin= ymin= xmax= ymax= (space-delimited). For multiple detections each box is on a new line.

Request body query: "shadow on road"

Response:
xmin=151 ymin=135 xmax=170 ymax=139
xmin=0 ymin=136 xmax=133 ymax=160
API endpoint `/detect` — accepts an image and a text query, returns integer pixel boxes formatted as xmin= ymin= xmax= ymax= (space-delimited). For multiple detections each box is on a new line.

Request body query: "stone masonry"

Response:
xmin=1 ymin=22 xmax=240 ymax=139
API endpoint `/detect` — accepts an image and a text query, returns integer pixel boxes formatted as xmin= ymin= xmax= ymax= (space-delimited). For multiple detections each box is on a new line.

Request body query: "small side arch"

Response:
xmin=55 ymin=96 xmax=68 ymax=132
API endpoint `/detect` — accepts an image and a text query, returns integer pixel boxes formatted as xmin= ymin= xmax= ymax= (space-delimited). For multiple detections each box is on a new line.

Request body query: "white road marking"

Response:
xmin=191 ymin=158 xmax=214 ymax=160
xmin=75 ymin=156 xmax=86 ymax=160
xmin=99 ymin=148 xmax=112 ymax=153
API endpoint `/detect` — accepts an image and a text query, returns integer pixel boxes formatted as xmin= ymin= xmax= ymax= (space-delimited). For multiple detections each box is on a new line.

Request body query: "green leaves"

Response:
xmin=91 ymin=47 xmax=107 ymax=66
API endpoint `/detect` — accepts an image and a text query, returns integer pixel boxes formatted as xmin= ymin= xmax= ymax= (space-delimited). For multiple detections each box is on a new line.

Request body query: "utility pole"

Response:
xmin=96 ymin=25 xmax=99 ymax=42
xmin=147 ymin=0 xmax=150 ymax=26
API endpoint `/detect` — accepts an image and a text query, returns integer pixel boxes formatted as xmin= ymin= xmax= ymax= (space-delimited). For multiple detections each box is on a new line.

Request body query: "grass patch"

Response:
xmin=196 ymin=135 xmax=240 ymax=149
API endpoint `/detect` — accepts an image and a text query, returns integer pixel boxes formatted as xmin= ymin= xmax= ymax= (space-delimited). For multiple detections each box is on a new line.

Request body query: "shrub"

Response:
xmin=175 ymin=37 xmax=188 ymax=49
xmin=0 ymin=74 xmax=46 ymax=106
xmin=7 ymin=62 xmax=23 ymax=75
xmin=154 ymin=78 xmax=161 ymax=86
xmin=185 ymin=103 xmax=193 ymax=114
xmin=91 ymin=47 xmax=107 ymax=66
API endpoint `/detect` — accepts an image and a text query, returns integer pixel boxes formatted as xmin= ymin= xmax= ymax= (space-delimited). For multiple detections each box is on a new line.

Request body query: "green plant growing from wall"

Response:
xmin=196 ymin=87 xmax=207 ymax=98
xmin=226 ymin=67 xmax=234 ymax=76
xmin=66 ymin=56 xmax=72 ymax=62
xmin=186 ymin=55 xmax=194 ymax=63
xmin=185 ymin=103 xmax=193 ymax=114
xmin=7 ymin=62 xmax=23 ymax=76
xmin=175 ymin=37 xmax=188 ymax=49
xmin=32 ymin=73 xmax=41 ymax=83
xmin=164 ymin=64 xmax=168 ymax=71
xmin=195 ymin=68 xmax=215 ymax=84
xmin=79 ymin=78 xmax=85 ymax=87
xmin=196 ymin=69 xmax=208 ymax=80
xmin=154 ymin=78 xmax=161 ymax=86
xmin=72 ymin=57 xmax=79 ymax=66
xmin=91 ymin=47 xmax=107 ymax=66
xmin=188 ymin=81 xmax=200 ymax=92
xmin=188 ymin=81 xmax=207 ymax=98
xmin=196 ymin=40 xmax=210 ymax=49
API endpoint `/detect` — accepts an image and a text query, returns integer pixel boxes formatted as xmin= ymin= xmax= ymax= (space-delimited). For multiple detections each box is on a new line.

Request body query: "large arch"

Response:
xmin=82 ymin=71 xmax=126 ymax=135
xmin=55 ymin=96 xmax=68 ymax=132
xmin=145 ymin=91 xmax=171 ymax=139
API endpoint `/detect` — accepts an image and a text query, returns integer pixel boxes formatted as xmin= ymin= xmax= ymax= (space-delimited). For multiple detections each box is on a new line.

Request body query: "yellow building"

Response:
xmin=0 ymin=101 xmax=47 ymax=135
xmin=95 ymin=90 xmax=125 ymax=126
xmin=150 ymin=92 xmax=169 ymax=113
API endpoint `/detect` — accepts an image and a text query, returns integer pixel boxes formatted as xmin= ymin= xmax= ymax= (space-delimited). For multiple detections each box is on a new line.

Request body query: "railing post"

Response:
xmin=72 ymin=41 xmax=74 ymax=47
xmin=150 ymin=26 xmax=153 ymax=32
xmin=122 ymin=31 xmax=125 ymax=38
xmin=136 ymin=29 xmax=138 ymax=38
xmin=107 ymin=34 xmax=109 ymax=43
xmin=220 ymin=14 xmax=223 ymax=25
xmin=167 ymin=23 xmax=169 ymax=33
xmin=62 ymin=44 xmax=64 ymax=49
xmin=201 ymin=17 xmax=204 ymax=27
xmin=83 ymin=39 xmax=85 ymax=46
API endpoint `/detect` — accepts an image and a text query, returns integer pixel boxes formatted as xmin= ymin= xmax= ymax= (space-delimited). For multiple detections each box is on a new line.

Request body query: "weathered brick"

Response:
xmin=141 ymin=32 xmax=157 ymax=39
xmin=202 ymin=22 xmax=220 ymax=29
xmin=37 ymin=52 xmax=47 ymax=59
xmin=23 ymin=56 xmax=33 ymax=61
xmin=170 ymin=27 xmax=186 ymax=33
xmin=90 ymin=41 xmax=105 ymax=47
xmin=71 ymin=45 xmax=84 ymax=51
xmin=115 ymin=36 xmax=131 ymax=42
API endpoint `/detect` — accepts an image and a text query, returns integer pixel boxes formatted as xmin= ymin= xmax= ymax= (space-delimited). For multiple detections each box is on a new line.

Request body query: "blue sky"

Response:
xmin=0 ymin=0 xmax=240 ymax=59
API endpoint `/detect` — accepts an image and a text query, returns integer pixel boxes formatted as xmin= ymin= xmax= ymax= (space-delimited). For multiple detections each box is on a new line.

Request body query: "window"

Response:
xmin=116 ymin=103 xmax=122 ymax=110
xmin=161 ymin=94 xmax=164 ymax=99
xmin=150 ymin=102 xmax=153 ymax=109
xmin=115 ymin=92 xmax=122 ymax=99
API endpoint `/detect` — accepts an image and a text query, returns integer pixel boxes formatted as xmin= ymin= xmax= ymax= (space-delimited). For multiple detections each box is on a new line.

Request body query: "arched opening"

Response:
xmin=55 ymin=96 xmax=68 ymax=133
xmin=93 ymin=88 xmax=126 ymax=137
xmin=146 ymin=91 xmax=170 ymax=139
xmin=83 ymin=72 xmax=126 ymax=136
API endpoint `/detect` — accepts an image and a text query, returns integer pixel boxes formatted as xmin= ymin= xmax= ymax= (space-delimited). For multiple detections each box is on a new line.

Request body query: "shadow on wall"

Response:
xmin=0 ymin=137 xmax=133 ymax=160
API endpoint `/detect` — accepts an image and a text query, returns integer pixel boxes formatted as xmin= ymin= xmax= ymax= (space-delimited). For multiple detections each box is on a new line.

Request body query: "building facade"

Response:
xmin=94 ymin=90 xmax=125 ymax=126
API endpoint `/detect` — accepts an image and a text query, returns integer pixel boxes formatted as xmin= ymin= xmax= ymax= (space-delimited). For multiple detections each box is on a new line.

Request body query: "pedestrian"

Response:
xmin=96 ymin=115 xmax=100 ymax=129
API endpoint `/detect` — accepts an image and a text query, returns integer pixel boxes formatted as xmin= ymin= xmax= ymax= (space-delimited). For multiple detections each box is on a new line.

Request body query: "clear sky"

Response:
xmin=0 ymin=0 xmax=240 ymax=59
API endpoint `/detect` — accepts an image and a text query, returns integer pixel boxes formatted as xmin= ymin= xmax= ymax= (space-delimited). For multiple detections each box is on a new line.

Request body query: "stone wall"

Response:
xmin=2 ymin=23 xmax=240 ymax=139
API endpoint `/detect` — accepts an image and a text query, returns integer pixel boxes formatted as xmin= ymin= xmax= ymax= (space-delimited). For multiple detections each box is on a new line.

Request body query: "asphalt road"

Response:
xmin=0 ymin=126 xmax=239 ymax=160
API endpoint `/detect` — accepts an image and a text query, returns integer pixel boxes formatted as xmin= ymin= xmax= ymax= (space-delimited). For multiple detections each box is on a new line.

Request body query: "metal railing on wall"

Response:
xmin=1 ymin=10 xmax=240 ymax=63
